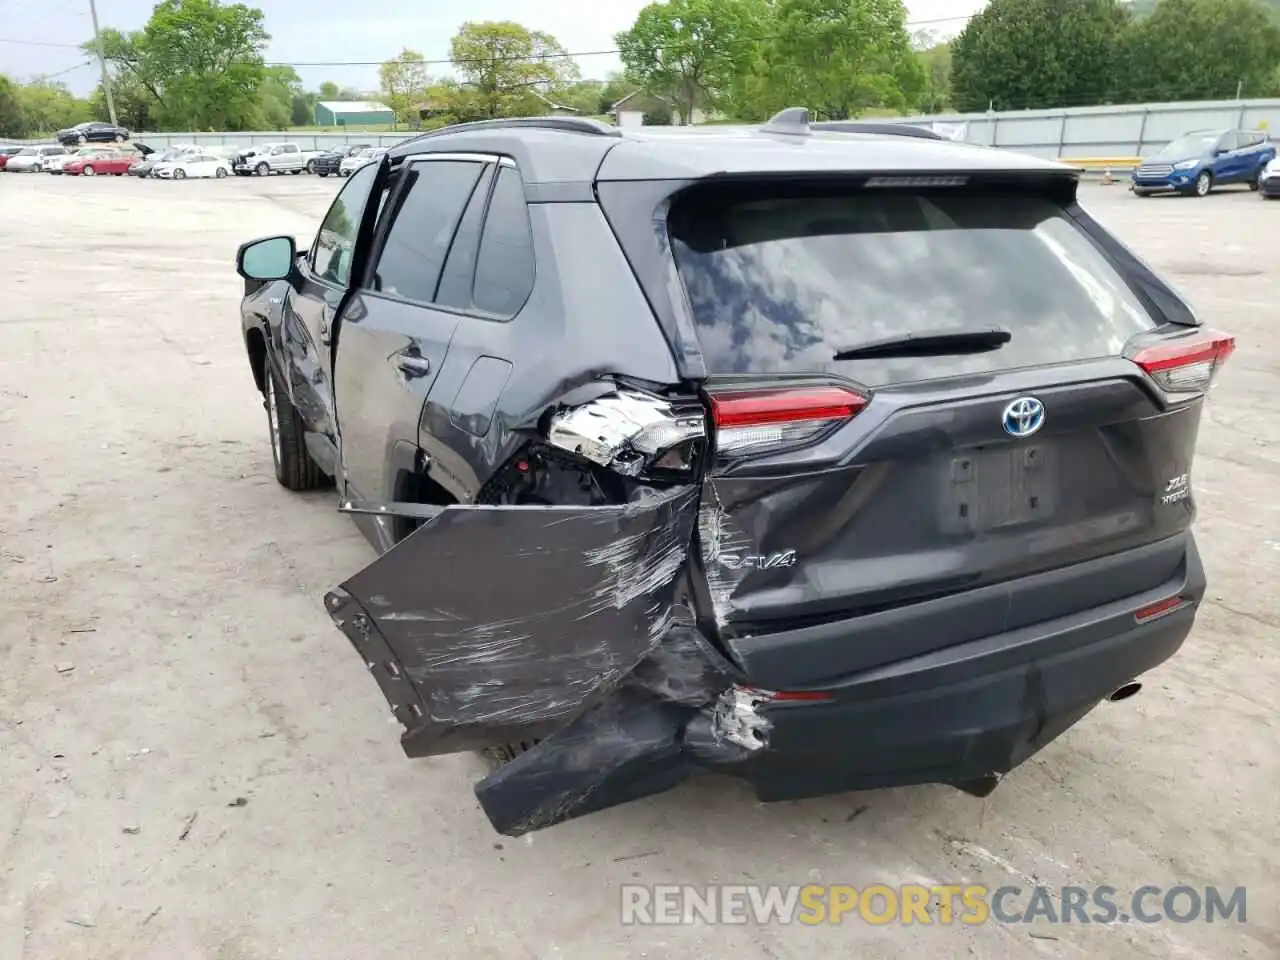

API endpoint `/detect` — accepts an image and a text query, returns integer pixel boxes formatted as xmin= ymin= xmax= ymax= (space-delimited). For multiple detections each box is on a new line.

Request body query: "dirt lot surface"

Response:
xmin=1 ymin=172 xmax=1276 ymax=960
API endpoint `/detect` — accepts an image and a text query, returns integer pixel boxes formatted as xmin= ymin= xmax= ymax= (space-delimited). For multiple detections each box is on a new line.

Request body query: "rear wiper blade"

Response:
xmin=832 ymin=328 xmax=1012 ymax=361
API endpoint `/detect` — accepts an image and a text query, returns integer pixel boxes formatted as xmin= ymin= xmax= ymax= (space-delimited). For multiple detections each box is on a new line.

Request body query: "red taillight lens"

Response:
xmin=1129 ymin=329 xmax=1234 ymax=396
xmin=709 ymin=385 xmax=867 ymax=458
xmin=1135 ymin=595 xmax=1185 ymax=622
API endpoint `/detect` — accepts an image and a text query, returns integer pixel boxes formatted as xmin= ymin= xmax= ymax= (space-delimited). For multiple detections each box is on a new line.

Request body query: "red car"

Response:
xmin=64 ymin=151 xmax=134 ymax=176
xmin=0 ymin=146 xmax=23 ymax=170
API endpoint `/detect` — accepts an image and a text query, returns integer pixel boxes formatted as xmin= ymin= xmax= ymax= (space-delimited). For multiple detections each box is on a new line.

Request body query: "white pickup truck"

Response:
xmin=231 ymin=142 xmax=320 ymax=176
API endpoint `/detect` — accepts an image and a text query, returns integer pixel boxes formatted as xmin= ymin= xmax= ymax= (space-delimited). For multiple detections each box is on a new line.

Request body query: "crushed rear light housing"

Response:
xmin=1129 ymin=329 xmax=1235 ymax=398
xmin=710 ymin=385 xmax=868 ymax=458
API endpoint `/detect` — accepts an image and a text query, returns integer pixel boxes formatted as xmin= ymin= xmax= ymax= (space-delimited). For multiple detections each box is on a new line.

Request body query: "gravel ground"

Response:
xmin=1 ymin=171 xmax=1276 ymax=960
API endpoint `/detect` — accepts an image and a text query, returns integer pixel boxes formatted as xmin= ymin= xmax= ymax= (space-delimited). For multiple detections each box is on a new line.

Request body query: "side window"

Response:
xmin=310 ymin=160 xmax=380 ymax=287
xmin=369 ymin=160 xmax=484 ymax=304
xmin=1220 ymin=133 xmax=1241 ymax=152
xmin=472 ymin=165 xmax=535 ymax=317
xmin=435 ymin=163 xmax=496 ymax=310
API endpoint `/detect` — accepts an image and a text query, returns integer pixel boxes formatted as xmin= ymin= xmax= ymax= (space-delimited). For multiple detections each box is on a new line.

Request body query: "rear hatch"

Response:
xmin=660 ymin=176 xmax=1230 ymax=684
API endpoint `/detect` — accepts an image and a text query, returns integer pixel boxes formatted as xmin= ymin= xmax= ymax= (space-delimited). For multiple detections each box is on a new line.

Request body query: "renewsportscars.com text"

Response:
xmin=620 ymin=884 xmax=1247 ymax=926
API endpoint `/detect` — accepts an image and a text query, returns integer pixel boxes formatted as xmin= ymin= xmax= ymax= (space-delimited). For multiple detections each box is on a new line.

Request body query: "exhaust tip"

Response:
xmin=1107 ymin=681 xmax=1143 ymax=703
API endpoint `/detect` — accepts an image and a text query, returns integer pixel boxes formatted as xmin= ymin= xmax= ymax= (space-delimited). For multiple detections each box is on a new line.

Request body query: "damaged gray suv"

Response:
xmin=236 ymin=110 xmax=1232 ymax=837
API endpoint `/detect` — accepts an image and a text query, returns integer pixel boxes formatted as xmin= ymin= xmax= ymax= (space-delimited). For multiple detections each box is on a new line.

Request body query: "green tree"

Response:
xmin=1120 ymin=0 xmax=1280 ymax=100
xmin=379 ymin=48 xmax=430 ymax=126
xmin=914 ymin=32 xmax=952 ymax=114
xmin=318 ymin=81 xmax=341 ymax=99
xmin=553 ymin=80 xmax=606 ymax=116
xmin=449 ymin=21 xmax=579 ymax=119
xmin=950 ymin=0 xmax=1133 ymax=111
xmin=90 ymin=0 xmax=270 ymax=130
xmin=90 ymin=73 xmax=155 ymax=129
xmin=255 ymin=64 xmax=302 ymax=128
xmin=616 ymin=0 xmax=765 ymax=123
xmin=0 ymin=74 xmax=25 ymax=137
xmin=741 ymin=0 xmax=924 ymax=120
xmin=14 ymin=80 xmax=92 ymax=133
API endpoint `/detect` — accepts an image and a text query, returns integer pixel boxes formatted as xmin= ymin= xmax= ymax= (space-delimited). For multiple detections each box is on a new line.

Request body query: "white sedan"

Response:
xmin=339 ymin=147 xmax=387 ymax=176
xmin=152 ymin=154 xmax=232 ymax=180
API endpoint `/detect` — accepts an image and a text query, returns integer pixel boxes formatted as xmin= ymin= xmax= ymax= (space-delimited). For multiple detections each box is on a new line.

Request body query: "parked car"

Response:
xmin=63 ymin=149 xmax=136 ymax=176
xmin=55 ymin=121 xmax=130 ymax=146
xmin=234 ymin=111 xmax=1231 ymax=837
xmin=1258 ymin=156 xmax=1280 ymax=199
xmin=1131 ymin=129 xmax=1275 ymax=197
xmin=233 ymin=142 xmax=308 ymax=176
xmin=4 ymin=144 xmax=67 ymax=172
xmin=152 ymin=153 xmax=232 ymax=179
xmin=0 ymin=145 xmax=25 ymax=170
xmin=311 ymin=143 xmax=372 ymax=177
xmin=129 ymin=148 xmax=186 ymax=177
xmin=338 ymin=146 xmax=386 ymax=176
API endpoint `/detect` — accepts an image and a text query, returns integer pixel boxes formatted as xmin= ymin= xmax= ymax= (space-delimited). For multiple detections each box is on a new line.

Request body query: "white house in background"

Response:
xmin=610 ymin=91 xmax=712 ymax=129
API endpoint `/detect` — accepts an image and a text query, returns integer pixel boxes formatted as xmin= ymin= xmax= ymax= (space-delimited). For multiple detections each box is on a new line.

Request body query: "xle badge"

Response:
xmin=1161 ymin=473 xmax=1189 ymax=505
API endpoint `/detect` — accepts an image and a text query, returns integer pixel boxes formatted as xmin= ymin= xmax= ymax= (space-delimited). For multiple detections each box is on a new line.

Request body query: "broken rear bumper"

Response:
xmin=480 ymin=537 xmax=1204 ymax=834
xmin=327 ymin=485 xmax=1205 ymax=836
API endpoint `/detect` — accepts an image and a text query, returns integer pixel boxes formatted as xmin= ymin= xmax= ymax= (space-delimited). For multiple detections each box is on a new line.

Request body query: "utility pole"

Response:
xmin=88 ymin=0 xmax=118 ymax=126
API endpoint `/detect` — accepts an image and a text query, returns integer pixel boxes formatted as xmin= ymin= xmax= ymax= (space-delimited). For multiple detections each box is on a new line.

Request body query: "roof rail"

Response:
xmin=811 ymin=120 xmax=946 ymax=141
xmin=760 ymin=107 xmax=812 ymax=137
xmin=405 ymin=115 xmax=623 ymax=143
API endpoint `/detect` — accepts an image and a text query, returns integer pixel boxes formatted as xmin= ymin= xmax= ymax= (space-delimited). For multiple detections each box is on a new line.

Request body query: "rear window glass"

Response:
xmin=668 ymin=187 xmax=1157 ymax=387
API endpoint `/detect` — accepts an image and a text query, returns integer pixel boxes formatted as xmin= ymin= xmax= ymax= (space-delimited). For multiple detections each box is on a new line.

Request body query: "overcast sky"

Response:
xmin=1 ymin=0 xmax=988 ymax=95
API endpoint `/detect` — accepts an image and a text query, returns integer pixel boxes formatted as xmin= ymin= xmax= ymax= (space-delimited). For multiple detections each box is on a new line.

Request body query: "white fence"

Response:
xmin=888 ymin=98 xmax=1280 ymax=159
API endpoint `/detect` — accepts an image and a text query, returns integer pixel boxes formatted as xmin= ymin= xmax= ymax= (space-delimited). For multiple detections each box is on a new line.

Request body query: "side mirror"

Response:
xmin=236 ymin=235 xmax=296 ymax=281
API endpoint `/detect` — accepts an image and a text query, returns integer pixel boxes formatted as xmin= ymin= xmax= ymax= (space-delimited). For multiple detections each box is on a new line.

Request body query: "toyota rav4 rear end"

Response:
xmin=327 ymin=117 xmax=1230 ymax=836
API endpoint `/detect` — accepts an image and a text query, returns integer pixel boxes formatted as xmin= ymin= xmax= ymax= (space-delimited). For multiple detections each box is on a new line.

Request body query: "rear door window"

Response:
xmin=368 ymin=159 xmax=485 ymax=304
xmin=471 ymin=165 xmax=536 ymax=317
xmin=668 ymin=186 xmax=1157 ymax=387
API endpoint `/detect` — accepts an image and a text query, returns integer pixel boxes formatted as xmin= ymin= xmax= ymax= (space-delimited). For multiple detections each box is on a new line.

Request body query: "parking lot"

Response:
xmin=1 ymin=173 xmax=1276 ymax=960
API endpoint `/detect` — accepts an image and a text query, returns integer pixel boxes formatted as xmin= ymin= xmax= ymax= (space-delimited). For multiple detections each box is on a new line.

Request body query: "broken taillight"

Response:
xmin=1129 ymin=329 xmax=1235 ymax=397
xmin=709 ymin=385 xmax=868 ymax=458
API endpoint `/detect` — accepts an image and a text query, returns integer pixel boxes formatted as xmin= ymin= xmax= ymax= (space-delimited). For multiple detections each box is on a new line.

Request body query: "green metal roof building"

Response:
xmin=314 ymin=100 xmax=395 ymax=127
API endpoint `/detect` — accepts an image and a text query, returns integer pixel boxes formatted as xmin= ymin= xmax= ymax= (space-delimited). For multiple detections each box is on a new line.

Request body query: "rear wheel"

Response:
xmin=263 ymin=358 xmax=326 ymax=491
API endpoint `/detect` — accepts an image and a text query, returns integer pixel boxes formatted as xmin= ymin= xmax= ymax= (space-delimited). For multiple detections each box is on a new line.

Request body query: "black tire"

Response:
xmin=317 ymin=171 xmax=328 ymax=177
xmin=215 ymin=167 xmax=227 ymax=178
xmin=256 ymin=161 xmax=270 ymax=176
xmin=114 ymin=134 xmax=124 ymax=143
xmin=1249 ymin=167 xmax=1263 ymax=191
xmin=263 ymin=358 xmax=325 ymax=491
xmin=1192 ymin=171 xmax=1212 ymax=197
xmin=305 ymin=160 xmax=316 ymax=174
xmin=173 ymin=168 xmax=186 ymax=180
xmin=77 ymin=134 xmax=86 ymax=145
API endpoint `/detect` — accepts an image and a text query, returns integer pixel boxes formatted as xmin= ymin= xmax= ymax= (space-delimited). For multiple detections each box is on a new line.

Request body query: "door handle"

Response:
xmin=395 ymin=354 xmax=431 ymax=377
xmin=319 ymin=308 xmax=332 ymax=345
